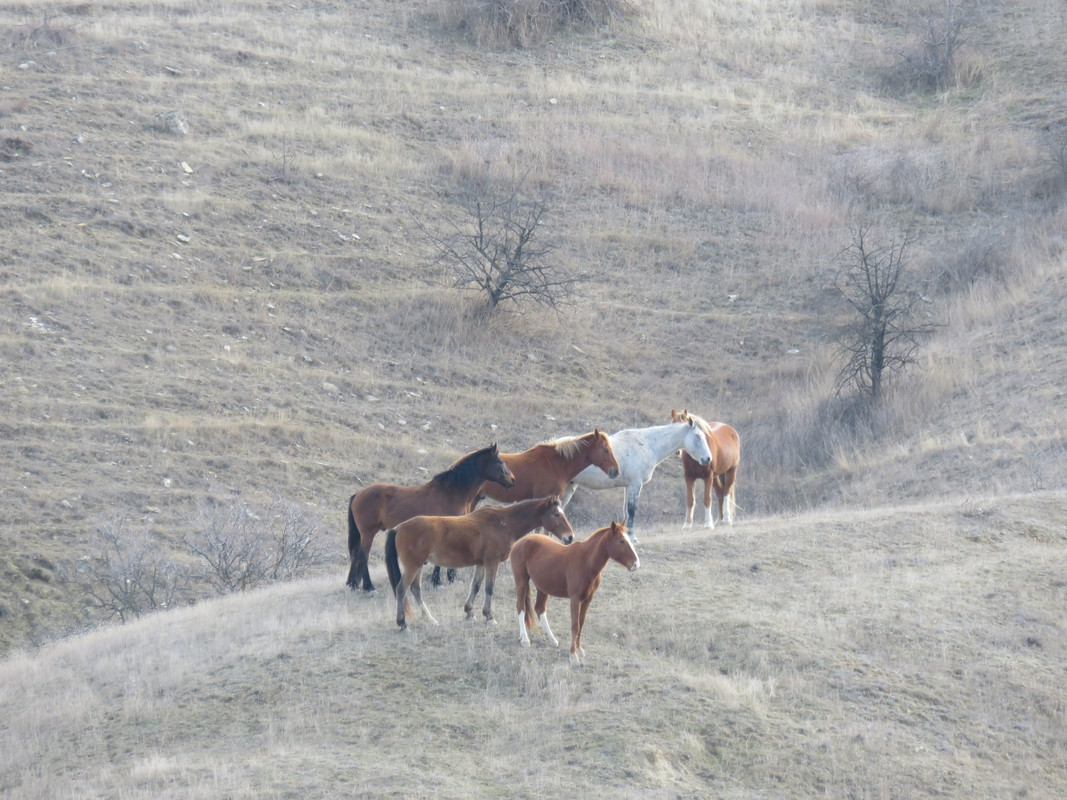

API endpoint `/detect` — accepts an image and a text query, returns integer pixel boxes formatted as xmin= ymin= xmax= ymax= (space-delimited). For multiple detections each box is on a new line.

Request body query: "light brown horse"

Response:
xmin=510 ymin=521 xmax=639 ymax=666
xmin=670 ymin=408 xmax=740 ymax=528
xmin=429 ymin=428 xmax=619 ymax=587
xmin=384 ymin=496 xmax=573 ymax=631
xmin=480 ymin=429 xmax=620 ymax=505
xmin=345 ymin=444 xmax=515 ymax=592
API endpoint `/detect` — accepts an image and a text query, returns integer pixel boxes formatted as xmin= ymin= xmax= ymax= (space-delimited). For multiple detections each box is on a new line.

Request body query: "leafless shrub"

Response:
xmin=930 ymin=226 xmax=1014 ymax=292
xmin=1037 ymin=122 xmax=1067 ymax=197
xmin=438 ymin=0 xmax=636 ymax=48
xmin=423 ymin=177 xmax=581 ymax=314
xmin=183 ymin=499 xmax=330 ymax=595
xmin=83 ymin=519 xmax=189 ymax=623
xmin=888 ymin=1 xmax=973 ymax=93
xmin=832 ymin=225 xmax=938 ymax=400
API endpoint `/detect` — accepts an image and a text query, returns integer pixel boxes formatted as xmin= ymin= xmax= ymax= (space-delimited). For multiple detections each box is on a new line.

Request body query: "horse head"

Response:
xmin=671 ymin=409 xmax=712 ymax=466
xmin=540 ymin=496 xmax=574 ymax=544
xmin=485 ymin=443 xmax=516 ymax=488
xmin=589 ymin=428 xmax=621 ymax=479
xmin=607 ymin=521 xmax=640 ymax=571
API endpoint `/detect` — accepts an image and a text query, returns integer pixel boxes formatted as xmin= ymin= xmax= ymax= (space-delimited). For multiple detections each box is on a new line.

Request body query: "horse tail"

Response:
xmin=347 ymin=494 xmax=360 ymax=555
xmin=385 ymin=529 xmax=401 ymax=595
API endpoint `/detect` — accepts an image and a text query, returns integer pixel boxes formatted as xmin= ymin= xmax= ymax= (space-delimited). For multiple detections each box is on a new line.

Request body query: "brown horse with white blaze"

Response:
xmin=385 ymin=496 xmax=573 ymax=631
xmin=345 ymin=444 xmax=515 ymax=592
xmin=511 ymin=521 xmax=639 ymax=666
xmin=670 ymin=408 xmax=740 ymax=528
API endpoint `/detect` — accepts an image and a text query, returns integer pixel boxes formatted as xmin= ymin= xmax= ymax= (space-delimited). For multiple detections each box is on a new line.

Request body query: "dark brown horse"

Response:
xmin=510 ymin=520 xmax=639 ymax=666
xmin=345 ymin=444 xmax=515 ymax=592
xmin=670 ymin=408 xmax=740 ymax=528
xmin=385 ymin=496 xmax=573 ymax=631
xmin=429 ymin=428 xmax=619 ymax=587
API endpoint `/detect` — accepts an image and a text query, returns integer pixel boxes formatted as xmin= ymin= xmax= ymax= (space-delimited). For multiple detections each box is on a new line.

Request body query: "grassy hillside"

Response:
xmin=1 ymin=0 xmax=1064 ymax=661
xmin=2 ymin=496 xmax=1065 ymax=798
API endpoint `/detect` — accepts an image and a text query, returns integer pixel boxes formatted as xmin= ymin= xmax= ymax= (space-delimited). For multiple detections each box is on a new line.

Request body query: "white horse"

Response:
xmin=561 ymin=419 xmax=712 ymax=543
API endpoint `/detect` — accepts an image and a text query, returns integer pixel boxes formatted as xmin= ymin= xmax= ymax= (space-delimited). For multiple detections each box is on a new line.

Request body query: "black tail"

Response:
xmin=347 ymin=495 xmax=360 ymax=553
xmin=385 ymin=529 xmax=401 ymax=595
xmin=346 ymin=495 xmax=362 ymax=590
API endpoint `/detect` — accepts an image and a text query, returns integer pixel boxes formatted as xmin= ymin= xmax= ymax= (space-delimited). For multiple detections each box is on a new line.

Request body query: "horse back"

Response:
xmin=512 ymin=533 xmax=574 ymax=598
xmin=704 ymin=421 xmax=740 ymax=468
xmin=481 ymin=449 xmax=565 ymax=503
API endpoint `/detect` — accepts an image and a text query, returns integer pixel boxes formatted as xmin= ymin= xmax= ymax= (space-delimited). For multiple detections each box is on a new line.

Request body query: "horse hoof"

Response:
xmin=520 ymin=639 xmax=531 ymax=648
xmin=485 ymin=617 xmax=498 ymax=626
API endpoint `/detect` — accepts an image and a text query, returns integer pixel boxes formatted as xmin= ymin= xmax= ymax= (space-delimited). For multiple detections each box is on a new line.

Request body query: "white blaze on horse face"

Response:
xmin=623 ymin=534 xmax=640 ymax=571
xmin=685 ymin=424 xmax=713 ymax=466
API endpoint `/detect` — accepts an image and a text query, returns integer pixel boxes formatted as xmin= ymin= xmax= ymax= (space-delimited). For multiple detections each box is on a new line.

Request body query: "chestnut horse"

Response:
xmin=345 ymin=444 xmax=515 ymax=592
xmin=481 ymin=428 xmax=620 ymax=504
xmin=429 ymin=428 xmax=619 ymax=587
xmin=670 ymin=408 xmax=740 ymax=528
xmin=385 ymin=496 xmax=573 ymax=631
xmin=511 ymin=520 xmax=639 ymax=666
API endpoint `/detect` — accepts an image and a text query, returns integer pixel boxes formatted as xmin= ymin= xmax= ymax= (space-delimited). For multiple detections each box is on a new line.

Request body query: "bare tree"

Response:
xmin=427 ymin=179 xmax=580 ymax=314
xmin=833 ymin=225 xmax=936 ymax=400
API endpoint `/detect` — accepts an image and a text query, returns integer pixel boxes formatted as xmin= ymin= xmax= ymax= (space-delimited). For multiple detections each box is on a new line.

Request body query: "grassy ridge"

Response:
xmin=2 ymin=496 xmax=1065 ymax=798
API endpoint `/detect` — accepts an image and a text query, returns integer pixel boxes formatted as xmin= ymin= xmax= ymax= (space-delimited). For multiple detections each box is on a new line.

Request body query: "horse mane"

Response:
xmin=432 ymin=444 xmax=497 ymax=489
xmin=544 ymin=431 xmax=596 ymax=460
xmin=674 ymin=408 xmax=713 ymax=437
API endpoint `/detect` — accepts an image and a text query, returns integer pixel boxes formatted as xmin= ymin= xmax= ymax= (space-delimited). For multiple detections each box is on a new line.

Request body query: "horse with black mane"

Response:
xmin=345 ymin=444 xmax=514 ymax=592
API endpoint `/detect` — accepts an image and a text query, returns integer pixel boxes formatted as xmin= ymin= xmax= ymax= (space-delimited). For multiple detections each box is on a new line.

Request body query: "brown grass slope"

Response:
xmin=0 ymin=0 xmax=1064 ymax=653
xmin=1 ymin=496 xmax=1065 ymax=798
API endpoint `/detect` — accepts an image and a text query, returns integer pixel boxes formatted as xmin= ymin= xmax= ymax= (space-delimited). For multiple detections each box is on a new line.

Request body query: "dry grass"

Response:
xmin=1 ymin=0 xmax=1066 ymax=790
xmin=2 ymin=496 xmax=1065 ymax=798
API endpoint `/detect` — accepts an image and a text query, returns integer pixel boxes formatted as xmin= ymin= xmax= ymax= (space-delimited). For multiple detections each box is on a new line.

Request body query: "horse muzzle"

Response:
xmin=608 ymin=467 xmax=620 ymax=479
xmin=629 ymin=560 xmax=640 ymax=572
xmin=699 ymin=456 xmax=711 ymax=466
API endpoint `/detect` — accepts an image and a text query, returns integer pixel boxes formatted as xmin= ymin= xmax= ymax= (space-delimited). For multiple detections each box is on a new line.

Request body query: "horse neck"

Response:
xmin=644 ymin=423 xmax=691 ymax=462
xmin=505 ymin=499 xmax=548 ymax=538
xmin=436 ymin=469 xmax=488 ymax=510
xmin=574 ymin=528 xmax=614 ymax=574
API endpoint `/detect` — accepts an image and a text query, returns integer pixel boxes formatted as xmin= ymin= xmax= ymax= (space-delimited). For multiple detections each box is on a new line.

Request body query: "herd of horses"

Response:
xmin=345 ymin=409 xmax=739 ymax=665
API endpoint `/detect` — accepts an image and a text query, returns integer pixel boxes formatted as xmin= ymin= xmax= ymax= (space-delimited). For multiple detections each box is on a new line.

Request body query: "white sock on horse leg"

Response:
xmin=538 ymin=613 xmax=559 ymax=647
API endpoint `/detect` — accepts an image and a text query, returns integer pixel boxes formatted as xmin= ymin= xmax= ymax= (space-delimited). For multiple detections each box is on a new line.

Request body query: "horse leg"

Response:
xmin=515 ymin=572 xmax=532 ymax=646
xmin=703 ymin=477 xmax=715 ymax=529
xmin=410 ymin=569 xmax=438 ymax=625
xmin=683 ymin=477 xmax=696 ymax=528
xmin=481 ymin=563 xmax=499 ymax=624
xmin=535 ymin=590 xmax=559 ymax=647
xmin=430 ymin=565 xmax=443 ymax=588
xmin=721 ymin=467 xmax=737 ymax=525
xmin=464 ymin=565 xmax=484 ymax=619
xmin=395 ymin=574 xmax=409 ymax=630
xmin=568 ymin=595 xmax=583 ymax=666
xmin=575 ymin=596 xmax=594 ymax=662
xmin=624 ymin=484 xmax=642 ymax=544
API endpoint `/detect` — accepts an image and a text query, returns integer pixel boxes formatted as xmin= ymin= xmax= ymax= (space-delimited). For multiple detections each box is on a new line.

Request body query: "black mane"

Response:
xmin=432 ymin=444 xmax=497 ymax=490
